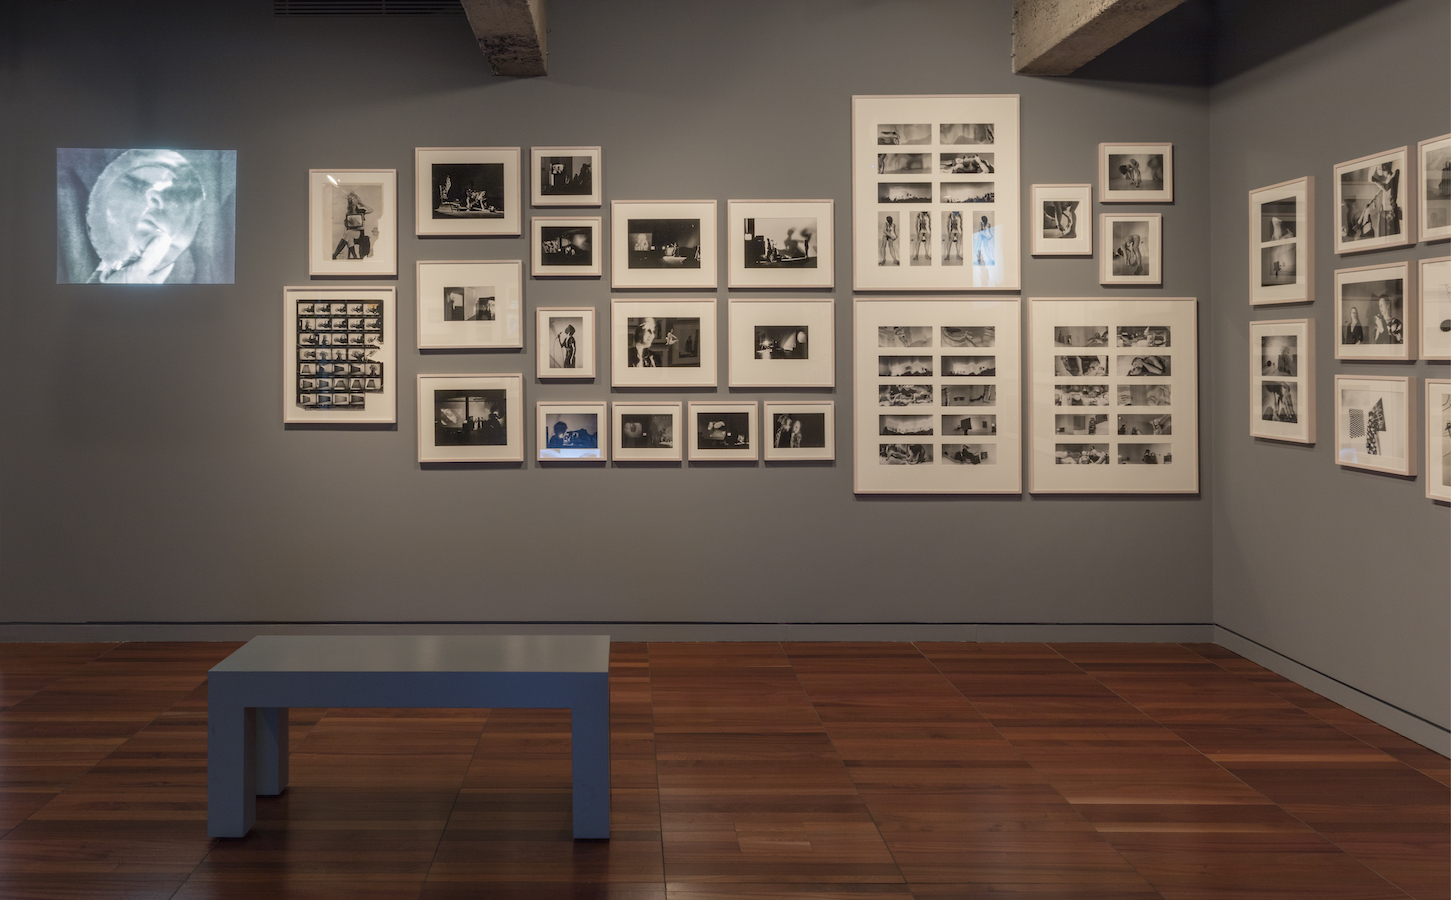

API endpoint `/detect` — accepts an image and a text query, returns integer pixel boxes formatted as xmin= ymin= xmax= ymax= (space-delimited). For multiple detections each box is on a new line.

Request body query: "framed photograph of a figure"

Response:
xmin=537 ymin=402 xmax=606 ymax=462
xmin=536 ymin=307 xmax=596 ymax=379
xmin=1249 ymin=176 xmax=1314 ymax=305
xmin=611 ymin=200 xmax=717 ymax=289
xmin=286 ymin=286 xmax=396 ymax=424
xmin=853 ymin=297 xmax=1021 ymax=494
xmin=851 ymin=95 xmax=1021 ymax=292
xmin=308 ymin=169 xmax=397 ymax=277
xmin=611 ymin=298 xmax=716 ymax=389
xmin=1100 ymin=214 xmax=1162 ymax=286
xmin=1426 ymin=380 xmax=1451 ymax=501
xmin=613 ymin=402 xmax=682 ymax=463
xmin=1420 ymin=256 xmax=1451 ymax=360
xmin=531 ymin=216 xmax=602 ymax=278
xmin=1031 ymin=184 xmax=1091 ymax=256
xmin=727 ymin=297 xmax=834 ymax=388
xmin=688 ymin=402 xmax=758 ymax=462
xmin=531 ymin=146 xmax=601 ymax=207
xmin=1335 ymin=261 xmax=1414 ymax=361
xmin=1335 ymin=375 xmax=1414 ymax=476
xmin=1250 ymin=319 xmax=1315 ymax=444
xmin=417 ymin=373 xmax=523 ymax=464
xmin=1420 ymin=135 xmax=1451 ymax=242
xmin=727 ymin=199 xmax=834 ymax=289
xmin=763 ymin=402 xmax=835 ymax=462
xmin=416 ymin=259 xmax=522 ymax=350
xmin=1334 ymin=146 xmax=1411 ymax=254
xmin=415 ymin=147 xmax=521 ymax=237
xmin=1027 ymin=297 xmax=1199 ymax=493
xmin=1099 ymin=142 xmax=1173 ymax=203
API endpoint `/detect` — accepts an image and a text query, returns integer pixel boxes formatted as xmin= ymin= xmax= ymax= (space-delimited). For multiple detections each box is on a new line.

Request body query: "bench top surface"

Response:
xmin=210 ymin=635 xmax=610 ymax=675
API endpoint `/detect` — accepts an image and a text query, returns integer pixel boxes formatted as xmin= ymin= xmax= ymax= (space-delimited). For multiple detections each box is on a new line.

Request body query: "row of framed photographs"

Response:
xmin=1028 ymin=187 xmax=1167 ymax=286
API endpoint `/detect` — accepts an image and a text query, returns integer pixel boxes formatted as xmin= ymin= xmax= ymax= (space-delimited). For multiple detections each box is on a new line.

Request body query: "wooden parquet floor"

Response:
xmin=0 ymin=641 xmax=1444 ymax=899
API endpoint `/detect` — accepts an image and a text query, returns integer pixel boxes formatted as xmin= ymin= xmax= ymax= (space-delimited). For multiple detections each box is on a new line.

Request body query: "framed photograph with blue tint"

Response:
xmin=537 ymin=402 xmax=607 ymax=463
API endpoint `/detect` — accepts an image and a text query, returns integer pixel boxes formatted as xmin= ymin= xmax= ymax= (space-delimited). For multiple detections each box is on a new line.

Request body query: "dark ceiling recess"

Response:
xmin=273 ymin=0 xmax=463 ymax=15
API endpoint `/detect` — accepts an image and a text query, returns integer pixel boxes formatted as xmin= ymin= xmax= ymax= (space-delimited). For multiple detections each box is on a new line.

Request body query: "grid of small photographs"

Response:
xmin=284 ymin=286 xmax=396 ymax=425
xmin=1250 ymin=319 xmax=1315 ymax=445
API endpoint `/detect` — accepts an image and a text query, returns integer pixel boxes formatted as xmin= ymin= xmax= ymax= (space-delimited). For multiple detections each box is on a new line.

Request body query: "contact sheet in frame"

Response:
xmin=284 ymin=286 xmax=396 ymax=424
xmin=853 ymin=298 xmax=1021 ymax=494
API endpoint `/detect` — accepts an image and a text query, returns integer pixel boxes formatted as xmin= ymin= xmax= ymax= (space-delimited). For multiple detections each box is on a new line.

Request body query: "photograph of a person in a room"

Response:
xmin=627 ymin=316 xmax=698 ymax=368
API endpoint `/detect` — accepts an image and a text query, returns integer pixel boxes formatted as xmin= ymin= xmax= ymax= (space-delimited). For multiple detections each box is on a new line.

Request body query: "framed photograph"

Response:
xmin=1420 ymin=256 xmax=1451 ymax=360
xmin=1335 ymin=261 xmax=1415 ymax=361
xmin=415 ymin=147 xmax=521 ymax=237
xmin=1335 ymin=375 xmax=1414 ymax=476
xmin=851 ymin=95 xmax=1021 ymax=292
xmin=1249 ymin=176 xmax=1314 ymax=305
xmin=1333 ymin=146 xmax=1411 ymax=254
xmin=537 ymin=402 xmax=606 ymax=462
xmin=1419 ymin=135 xmax=1451 ymax=242
xmin=1100 ymin=214 xmax=1162 ymax=286
xmin=727 ymin=297 xmax=835 ymax=389
xmin=852 ymin=297 xmax=1021 ymax=494
xmin=1027 ymin=297 xmax=1199 ymax=494
xmin=531 ymin=146 xmax=601 ymax=207
xmin=1426 ymin=380 xmax=1451 ymax=501
xmin=1250 ymin=319 xmax=1315 ymax=444
xmin=531 ymin=216 xmax=602 ymax=278
xmin=611 ymin=200 xmax=717 ymax=289
xmin=1099 ymin=142 xmax=1173 ymax=203
xmin=763 ymin=402 xmax=835 ymax=462
xmin=613 ymin=402 xmax=682 ymax=462
xmin=416 ymin=259 xmax=522 ymax=350
xmin=688 ymin=402 xmax=758 ymax=462
xmin=1030 ymin=184 xmax=1092 ymax=256
xmin=308 ymin=169 xmax=397 ymax=277
xmin=285 ymin=286 xmax=396 ymax=424
xmin=727 ymin=199 xmax=834 ymax=289
xmin=610 ymin=298 xmax=717 ymax=389
xmin=417 ymin=374 xmax=523 ymax=463
xmin=536 ymin=307 xmax=596 ymax=379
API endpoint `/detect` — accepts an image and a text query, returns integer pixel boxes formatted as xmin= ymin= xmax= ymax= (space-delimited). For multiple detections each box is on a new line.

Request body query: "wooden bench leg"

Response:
xmin=207 ymin=703 xmax=256 ymax=838
xmin=255 ymin=707 xmax=289 ymax=796
xmin=570 ymin=682 xmax=611 ymax=840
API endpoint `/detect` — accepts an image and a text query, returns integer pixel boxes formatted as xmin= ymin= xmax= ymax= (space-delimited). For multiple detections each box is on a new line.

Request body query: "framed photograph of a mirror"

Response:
xmin=536 ymin=307 xmax=595 ymax=380
xmin=1249 ymin=176 xmax=1313 ymax=305
xmin=415 ymin=147 xmax=521 ymax=237
xmin=613 ymin=402 xmax=682 ymax=463
xmin=1335 ymin=374 xmax=1414 ymax=477
xmin=416 ymin=373 xmax=523 ymax=464
xmin=763 ymin=402 xmax=835 ymax=462
xmin=1031 ymin=184 xmax=1091 ymax=256
xmin=537 ymin=402 xmax=606 ymax=463
xmin=532 ymin=146 xmax=601 ymax=207
xmin=532 ymin=216 xmax=602 ymax=278
xmin=1335 ymin=261 xmax=1414 ymax=361
xmin=285 ymin=286 xmax=396 ymax=424
xmin=308 ymin=169 xmax=397 ymax=277
xmin=416 ymin=259 xmax=522 ymax=350
xmin=1250 ymin=319 xmax=1314 ymax=444
xmin=1420 ymin=256 xmax=1451 ymax=360
xmin=1420 ymin=135 xmax=1451 ymax=242
xmin=611 ymin=298 xmax=717 ymax=389
xmin=727 ymin=297 xmax=834 ymax=389
xmin=611 ymin=200 xmax=717 ymax=289
xmin=1426 ymin=380 xmax=1451 ymax=501
xmin=727 ymin=199 xmax=834 ymax=289
xmin=688 ymin=402 xmax=758 ymax=462
xmin=1100 ymin=214 xmax=1161 ymax=286
xmin=1333 ymin=146 xmax=1411 ymax=254
xmin=1099 ymin=142 xmax=1173 ymax=203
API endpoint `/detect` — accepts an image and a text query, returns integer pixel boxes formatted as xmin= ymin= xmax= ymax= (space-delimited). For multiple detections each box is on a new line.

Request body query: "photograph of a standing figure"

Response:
xmin=911 ymin=211 xmax=932 ymax=266
xmin=1333 ymin=148 xmax=1411 ymax=253
xmin=1336 ymin=262 xmax=1413 ymax=361
xmin=879 ymin=213 xmax=900 ymax=266
xmin=942 ymin=210 xmax=964 ymax=265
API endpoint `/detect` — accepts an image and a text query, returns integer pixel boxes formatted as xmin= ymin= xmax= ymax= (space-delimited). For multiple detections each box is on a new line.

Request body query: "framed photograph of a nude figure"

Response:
xmin=1333 ymin=146 xmax=1411 ymax=254
xmin=1420 ymin=135 xmax=1451 ymax=242
xmin=415 ymin=147 xmax=521 ymax=237
xmin=1335 ymin=374 xmax=1414 ymax=477
xmin=1031 ymin=184 xmax=1091 ymax=256
xmin=1099 ymin=142 xmax=1173 ymax=203
xmin=1100 ymin=214 xmax=1161 ymax=286
xmin=1250 ymin=319 xmax=1315 ymax=445
xmin=1335 ymin=260 xmax=1414 ymax=362
xmin=308 ymin=169 xmax=397 ymax=277
xmin=1249 ymin=176 xmax=1313 ymax=306
xmin=1425 ymin=380 xmax=1451 ymax=501
xmin=727 ymin=199 xmax=834 ymax=289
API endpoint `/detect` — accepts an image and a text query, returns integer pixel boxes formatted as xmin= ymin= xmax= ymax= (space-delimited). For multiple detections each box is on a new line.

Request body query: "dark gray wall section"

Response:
xmin=2 ymin=0 xmax=1212 ymax=626
xmin=1209 ymin=0 xmax=1450 ymax=730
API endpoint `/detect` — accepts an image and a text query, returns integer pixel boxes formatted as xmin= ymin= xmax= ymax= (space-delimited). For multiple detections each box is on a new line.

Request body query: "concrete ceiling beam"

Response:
xmin=461 ymin=0 xmax=547 ymax=77
xmin=1012 ymin=0 xmax=1186 ymax=75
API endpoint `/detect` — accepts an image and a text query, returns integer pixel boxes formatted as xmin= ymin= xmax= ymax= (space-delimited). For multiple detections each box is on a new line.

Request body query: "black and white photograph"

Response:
xmin=728 ymin=298 xmax=835 ymax=388
xmin=286 ymin=287 xmax=396 ymax=424
xmin=940 ymin=210 xmax=966 ymax=266
xmin=1119 ymin=443 xmax=1172 ymax=464
xmin=1261 ymin=334 xmax=1298 ymax=376
xmin=1042 ymin=200 xmax=1079 ymax=239
xmin=416 ymin=259 xmax=522 ymax=350
xmin=877 ymin=123 xmax=930 ymax=145
xmin=627 ymin=218 xmax=700 ymax=268
xmin=1118 ymin=355 xmax=1171 ymax=376
xmin=941 ymin=325 xmax=993 ymax=347
xmin=431 ymin=162 xmax=503 ymax=220
xmin=941 ymin=182 xmax=995 ymax=204
xmin=548 ymin=316 xmax=582 ymax=368
xmin=627 ymin=316 xmax=700 ymax=367
xmin=881 ymin=384 xmax=933 ymax=406
xmin=942 ymin=444 xmax=993 ymax=465
xmin=942 ymin=384 xmax=995 ymax=407
xmin=538 ymin=403 xmax=606 ymax=462
xmin=532 ymin=147 xmax=601 ymax=206
xmin=944 ymin=414 xmax=996 ymax=435
xmin=1261 ymin=382 xmax=1299 ymax=424
xmin=743 ymin=217 xmax=817 ymax=268
xmin=1117 ymin=325 xmax=1170 ymax=347
xmin=943 ymin=355 xmax=996 ymax=376
xmin=537 ymin=307 xmax=595 ymax=380
xmin=443 ymin=286 xmax=494 ymax=322
xmin=971 ymin=213 xmax=996 ymax=267
xmin=1106 ymin=153 xmax=1165 ymax=192
xmin=772 ymin=411 xmax=826 ymax=449
xmin=613 ymin=402 xmax=682 ymax=462
xmin=880 ymin=414 xmax=933 ymax=436
xmin=879 ymin=356 xmax=932 ymax=377
xmin=763 ymin=403 xmax=835 ymax=461
xmin=878 ymin=153 xmax=930 ymax=175
xmin=689 ymin=403 xmax=758 ymax=462
xmin=1031 ymin=183 xmax=1093 ymax=256
xmin=1260 ymin=197 xmax=1297 ymax=242
xmin=1111 ymin=220 xmax=1151 ymax=277
xmin=612 ymin=201 xmax=717 ymax=289
xmin=1250 ymin=177 xmax=1314 ymax=305
xmin=56 ymin=148 xmax=236 ymax=284
xmin=753 ymin=325 xmax=809 ymax=359
xmin=728 ymin=200 xmax=835 ymax=289
xmin=622 ymin=413 xmax=673 ymax=449
xmin=415 ymin=148 xmax=520 ymax=237
xmin=1118 ymin=413 xmax=1172 ymax=436
xmin=878 ymin=212 xmax=901 ymax=266
xmin=612 ymin=299 xmax=717 ymax=388
xmin=436 ymin=389 xmax=507 ymax=445
xmin=1054 ymin=355 xmax=1108 ymax=377
xmin=940 ymin=123 xmax=994 ymax=144
xmin=416 ymin=373 xmax=523 ymax=463
xmin=1420 ymin=135 xmax=1451 ymax=242
xmin=1420 ymin=257 xmax=1451 ymax=359
xmin=1101 ymin=214 xmax=1162 ymax=285
xmin=879 ymin=325 xmax=931 ymax=347
xmin=909 ymin=210 xmax=933 ymax=267
xmin=879 ymin=443 xmax=933 ymax=465
xmin=1251 ymin=318 xmax=1314 ymax=440
xmin=310 ymin=169 xmax=397 ymax=277
xmin=1259 ymin=244 xmax=1298 ymax=288
xmin=1335 ymin=262 xmax=1413 ymax=361
xmin=1055 ymin=444 xmax=1109 ymax=464
xmin=1337 ymin=377 xmax=1411 ymax=473
xmin=532 ymin=216 xmax=601 ymax=278
xmin=1425 ymin=381 xmax=1451 ymax=501
xmin=1335 ymin=151 xmax=1407 ymax=251
xmin=1118 ymin=384 xmax=1171 ymax=407
xmin=1055 ymin=384 xmax=1111 ymax=406
xmin=878 ymin=182 xmax=932 ymax=204
xmin=1099 ymin=143 xmax=1173 ymax=203
xmin=939 ymin=152 xmax=994 ymax=173
xmin=1054 ymin=414 xmax=1108 ymax=436
xmin=1054 ymin=326 xmax=1109 ymax=347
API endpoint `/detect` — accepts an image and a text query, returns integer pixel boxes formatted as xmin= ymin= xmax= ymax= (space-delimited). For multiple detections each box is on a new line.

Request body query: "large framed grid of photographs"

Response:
xmin=308 ymin=169 xmax=396 ymax=277
xmin=1250 ymin=319 xmax=1315 ymax=445
xmin=611 ymin=200 xmax=717 ymax=289
xmin=1426 ymin=380 xmax=1451 ymax=501
xmin=613 ymin=402 xmax=682 ymax=462
xmin=415 ymin=147 xmax=521 ymax=237
xmin=537 ymin=402 xmax=606 ymax=463
xmin=852 ymin=298 xmax=1021 ymax=494
xmin=1420 ymin=135 xmax=1451 ymax=242
xmin=727 ymin=298 xmax=834 ymax=388
xmin=1420 ymin=256 xmax=1451 ymax=360
xmin=1335 ymin=375 xmax=1414 ymax=477
xmin=1027 ymin=298 xmax=1198 ymax=494
xmin=532 ymin=146 xmax=601 ymax=207
xmin=1249 ymin=176 xmax=1314 ymax=306
xmin=764 ymin=402 xmax=835 ymax=462
xmin=851 ymin=95 xmax=1020 ymax=292
xmin=1335 ymin=261 xmax=1415 ymax=361
xmin=611 ymin=298 xmax=716 ymax=388
xmin=1099 ymin=142 xmax=1173 ymax=203
xmin=417 ymin=374 xmax=523 ymax=464
xmin=1334 ymin=146 xmax=1412 ymax=255
xmin=727 ymin=200 xmax=834 ymax=289
xmin=416 ymin=259 xmax=522 ymax=350
xmin=284 ymin=286 xmax=396 ymax=424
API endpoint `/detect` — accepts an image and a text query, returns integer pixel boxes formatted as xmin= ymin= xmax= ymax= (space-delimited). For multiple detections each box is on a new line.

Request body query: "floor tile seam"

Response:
xmin=640 ymin=646 xmax=670 ymax=890
xmin=0 ymin=647 xmax=133 ymax=717
xmin=420 ymin=708 xmax=493 ymax=886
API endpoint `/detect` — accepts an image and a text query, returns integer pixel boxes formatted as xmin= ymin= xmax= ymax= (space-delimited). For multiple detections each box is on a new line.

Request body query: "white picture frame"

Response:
xmin=1030 ymin=183 xmax=1092 ymax=256
xmin=536 ymin=402 xmax=607 ymax=462
xmin=1419 ymin=134 xmax=1451 ymax=242
xmin=531 ymin=146 xmax=602 ymax=207
xmin=1249 ymin=176 xmax=1314 ymax=306
xmin=852 ymin=297 xmax=1021 ymax=494
xmin=415 ymin=147 xmax=521 ymax=237
xmin=613 ymin=402 xmax=682 ymax=463
xmin=1419 ymin=256 xmax=1451 ymax=360
xmin=851 ymin=94 xmax=1021 ymax=292
xmin=531 ymin=216 xmax=602 ymax=278
xmin=610 ymin=298 xmax=717 ymax=389
xmin=611 ymin=200 xmax=717 ymax=289
xmin=1335 ymin=374 xmax=1415 ymax=477
xmin=285 ymin=286 xmax=396 ymax=425
xmin=1027 ymin=297 xmax=1199 ymax=494
xmin=726 ymin=297 xmax=835 ymax=389
xmin=763 ymin=402 xmax=835 ymax=462
xmin=1099 ymin=142 xmax=1173 ymax=203
xmin=416 ymin=259 xmax=523 ymax=350
xmin=1250 ymin=319 xmax=1315 ymax=445
xmin=308 ymin=169 xmax=397 ymax=277
xmin=416 ymin=373 xmax=523 ymax=464
xmin=1426 ymin=379 xmax=1451 ymax=501
xmin=1333 ymin=146 xmax=1412 ymax=254
xmin=536 ymin=306 xmax=596 ymax=379
xmin=1100 ymin=214 xmax=1162 ymax=286
xmin=1334 ymin=261 xmax=1415 ymax=361
xmin=727 ymin=199 xmax=834 ymax=289
xmin=688 ymin=402 xmax=759 ymax=462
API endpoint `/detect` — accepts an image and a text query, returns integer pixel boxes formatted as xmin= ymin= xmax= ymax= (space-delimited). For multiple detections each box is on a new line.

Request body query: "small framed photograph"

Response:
xmin=1335 ymin=375 xmax=1414 ymax=477
xmin=763 ymin=402 xmax=835 ymax=462
xmin=416 ymin=373 xmax=523 ymax=464
xmin=688 ymin=402 xmax=758 ymax=462
xmin=613 ymin=402 xmax=682 ymax=462
xmin=285 ymin=286 xmax=396 ymax=424
xmin=531 ymin=146 xmax=601 ymax=207
xmin=727 ymin=199 xmax=834 ymax=289
xmin=1031 ymin=184 xmax=1092 ymax=256
xmin=416 ymin=259 xmax=522 ymax=350
xmin=415 ymin=147 xmax=521 ymax=237
xmin=1335 ymin=261 xmax=1415 ymax=361
xmin=537 ymin=402 xmax=606 ymax=462
xmin=1100 ymin=214 xmax=1162 ymax=285
xmin=308 ymin=169 xmax=397 ymax=277
xmin=536 ymin=307 xmax=596 ymax=379
xmin=1249 ymin=176 xmax=1314 ymax=305
xmin=531 ymin=216 xmax=602 ymax=278
xmin=1250 ymin=319 xmax=1315 ymax=445
xmin=1333 ymin=146 xmax=1411 ymax=254
xmin=727 ymin=297 xmax=835 ymax=389
xmin=1099 ymin=142 xmax=1173 ymax=203
xmin=611 ymin=298 xmax=717 ymax=389
xmin=1419 ymin=256 xmax=1451 ymax=360
xmin=611 ymin=200 xmax=717 ymax=289
xmin=1426 ymin=380 xmax=1451 ymax=501
xmin=1419 ymin=135 xmax=1451 ymax=242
